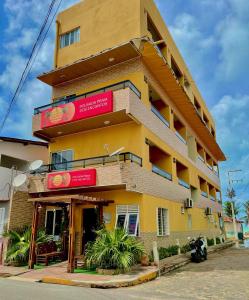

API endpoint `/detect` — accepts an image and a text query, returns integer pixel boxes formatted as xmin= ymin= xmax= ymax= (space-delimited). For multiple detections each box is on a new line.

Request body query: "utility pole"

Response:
xmin=227 ymin=170 xmax=242 ymax=248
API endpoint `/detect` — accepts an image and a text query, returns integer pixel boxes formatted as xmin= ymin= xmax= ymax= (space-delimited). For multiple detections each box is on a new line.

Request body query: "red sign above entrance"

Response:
xmin=47 ymin=169 xmax=97 ymax=189
xmin=41 ymin=91 xmax=113 ymax=128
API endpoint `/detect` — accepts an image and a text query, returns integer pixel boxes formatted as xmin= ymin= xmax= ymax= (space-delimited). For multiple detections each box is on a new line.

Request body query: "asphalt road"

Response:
xmin=1 ymin=247 xmax=249 ymax=300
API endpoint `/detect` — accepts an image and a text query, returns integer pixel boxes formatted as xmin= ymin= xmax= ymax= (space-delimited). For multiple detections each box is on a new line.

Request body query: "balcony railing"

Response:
xmin=210 ymin=195 xmax=216 ymax=201
xmin=178 ymin=178 xmax=190 ymax=189
xmin=207 ymin=163 xmax=213 ymax=171
xmin=151 ymin=105 xmax=170 ymax=128
xmin=175 ymin=131 xmax=187 ymax=144
xmin=152 ymin=164 xmax=172 ymax=181
xmin=34 ymin=80 xmax=141 ymax=115
xmin=34 ymin=152 xmax=142 ymax=173
xmin=201 ymin=191 xmax=208 ymax=198
xmin=198 ymin=154 xmax=205 ymax=163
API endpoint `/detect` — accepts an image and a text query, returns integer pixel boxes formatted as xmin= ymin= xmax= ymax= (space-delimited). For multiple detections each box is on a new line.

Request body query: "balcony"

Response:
xmin=201 ymin=191 xmax=208 ymax=198
xmin=152 ymin=164 xmax=172 ymax=181
xmin=29 ymin=152 xmax=142 ymax=194
xmin=178 ymin=178 xmax=190 ymax=189
xmin=32 ymin=81 xmax=141 ymax=141
xmin=151 ymin=105 xmax=169 ymax=128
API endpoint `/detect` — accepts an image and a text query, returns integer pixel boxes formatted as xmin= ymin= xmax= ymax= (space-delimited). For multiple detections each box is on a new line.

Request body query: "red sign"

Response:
xmin=41 ymin=91 xmax=113 ymax=128
xmin=47 ymin=169 xmax=97 ymax=189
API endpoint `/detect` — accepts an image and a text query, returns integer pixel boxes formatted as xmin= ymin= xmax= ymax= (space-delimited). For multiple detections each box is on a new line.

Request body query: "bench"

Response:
xmin=36 ymin=241 xmax=62 ymax=266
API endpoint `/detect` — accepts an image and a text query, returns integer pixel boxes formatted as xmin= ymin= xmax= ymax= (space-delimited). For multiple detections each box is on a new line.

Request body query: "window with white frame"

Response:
xmin=60 ymin=27 xmax=80 ymax=48
xmin=157 ymin=208 xmax=169 ymax=236
xmin=45 ymin=209 xmax=62 ymax=239
xmin=116 ymin=205 xmax=139 ymax=236
xmin=0 ymin=208 xmax=5 ymax=236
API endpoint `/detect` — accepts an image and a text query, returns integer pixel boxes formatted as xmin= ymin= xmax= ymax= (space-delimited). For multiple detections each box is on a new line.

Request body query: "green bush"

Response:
xmin=4 ymin=226 xmax=51 ymax=265
xmin=158 ymin=245 xmax=179 ymax=260
xmin=207 ymin=238 xmax=214 ymax=246
xmin=85 ymin=228 xmax=145 ymax=272
xmin=180 ymin=243 xmax=191 ymax=254
xmin=216 ymin=237 xmax=221 ymax=244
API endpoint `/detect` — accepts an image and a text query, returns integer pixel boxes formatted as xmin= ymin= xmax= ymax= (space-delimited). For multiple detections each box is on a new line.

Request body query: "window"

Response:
xmin=0 ymin=208 xmax=5 ymax=236
xmin=51 ymin=150 xmax=73 ymax=170
xmin=116 ymin=205 xmax=139 ymax=236
xmin=45 ymin=209 xmax=62 ymax=239
xmin=60 ymin=27 xmax=80 ymax=48
xmin=157 ymin=208 xmax=169 ymax=236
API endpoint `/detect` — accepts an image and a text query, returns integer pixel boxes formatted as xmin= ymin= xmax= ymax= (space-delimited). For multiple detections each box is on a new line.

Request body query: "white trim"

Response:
xmin=157 ymin=207 xmax=169 ymax=236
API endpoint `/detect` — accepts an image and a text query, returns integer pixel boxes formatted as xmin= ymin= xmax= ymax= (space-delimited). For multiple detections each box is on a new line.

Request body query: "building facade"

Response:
xmin=28 ymin=0 xmax=226 ymax=270
xmin=0 ymin=137 xmax=48 ymax=236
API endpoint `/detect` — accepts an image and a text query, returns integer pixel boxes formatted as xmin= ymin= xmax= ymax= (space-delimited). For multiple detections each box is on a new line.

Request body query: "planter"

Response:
xmin=96 ymin=268 xmax=124 ymax=275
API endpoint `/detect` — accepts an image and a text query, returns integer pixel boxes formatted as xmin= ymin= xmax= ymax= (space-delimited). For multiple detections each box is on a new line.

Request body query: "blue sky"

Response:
xmin=0 ymin=0 xmax=249 ymax=214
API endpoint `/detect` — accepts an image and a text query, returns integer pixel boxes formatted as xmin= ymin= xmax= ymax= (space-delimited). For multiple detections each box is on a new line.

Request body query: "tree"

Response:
xmin=242 ymin=200 xmax=249 ymax=224
xmin=223 ymin=201 xmax=240 ymax=218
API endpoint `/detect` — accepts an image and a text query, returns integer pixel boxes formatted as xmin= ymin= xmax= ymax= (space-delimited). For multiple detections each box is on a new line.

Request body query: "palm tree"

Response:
xmin=85 ymin=228 xmax=145 ymax=272
xmin=242 ymin=200 xmax=249 ymax=224
xmin=223 ymin=201 xmax=240 ymax=218
xmin=4 ymin=226 xmax=51 ymax=264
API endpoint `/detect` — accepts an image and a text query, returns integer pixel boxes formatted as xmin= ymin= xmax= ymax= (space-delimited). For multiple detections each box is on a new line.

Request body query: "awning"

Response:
xmin=28 ymin=194 xmax=114 ymax=205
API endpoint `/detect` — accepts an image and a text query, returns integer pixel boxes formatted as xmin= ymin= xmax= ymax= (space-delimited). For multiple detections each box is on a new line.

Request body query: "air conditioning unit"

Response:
xmin=205 ymin=207 xmax=212 ymax=215
xmin=185 ymin=198 xmax=193 ymax=208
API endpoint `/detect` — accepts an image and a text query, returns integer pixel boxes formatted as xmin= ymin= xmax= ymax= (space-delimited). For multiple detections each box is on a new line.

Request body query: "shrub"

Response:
xmin=4 ymin=226 xmax=51 ymax=265
xmin=180 ymin=243 xmax=191 ymax=254
xmin=207 ymin=238 xmax=214 ymax=246
xmin=85 ymin=228 xmax=145 ymax=272
xmin=216 ymin=237 xmax=221 ymax=244
xmin=158 ymin=245 xmax=179 ymax=260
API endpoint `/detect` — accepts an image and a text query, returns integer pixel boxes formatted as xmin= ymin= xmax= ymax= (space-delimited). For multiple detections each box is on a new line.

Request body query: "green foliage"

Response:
xmin=4 ymin=226 xmax=51 ymax=264
xmin=216 ymin=237 xmax=221 ymax=244
xmin=85 ymin=228 xmax=145 ymax=272
xmin=158 ymin=245 xmax=179 ymax=260
xmin=180 ymin=243 xmax=191 ymax=254
xmin=207 ymin=238 xmax=214 ymax=246
xmin=223 ymin=201 xmax=240 ymax=218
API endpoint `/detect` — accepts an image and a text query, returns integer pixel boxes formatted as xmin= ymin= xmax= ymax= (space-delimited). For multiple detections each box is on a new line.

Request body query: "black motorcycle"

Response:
xmin=189 ymin=237 xmax=207 ymax=263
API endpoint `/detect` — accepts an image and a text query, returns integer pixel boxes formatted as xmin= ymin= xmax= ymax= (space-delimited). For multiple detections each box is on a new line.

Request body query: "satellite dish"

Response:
xmin=13 ymin=174 xmax=27 ymax=187
xmin=29 ymin=160 xmax=43 ymax=171
xmin=110 ymin=147 xmax=125 ymax=157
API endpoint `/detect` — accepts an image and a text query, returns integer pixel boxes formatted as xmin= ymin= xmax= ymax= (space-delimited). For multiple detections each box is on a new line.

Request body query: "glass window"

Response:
xmin=116 ymin=205 xmax=139 ymax=236
xmin=45 ymin=209 xmax=62 ymax=238
xmin=60 ymin=27 xmax=80 ymax=49
xmin=157 ymin=208 xmax=169 ymax=236
xmin=51 ymin=150 xmax=73 ymax=171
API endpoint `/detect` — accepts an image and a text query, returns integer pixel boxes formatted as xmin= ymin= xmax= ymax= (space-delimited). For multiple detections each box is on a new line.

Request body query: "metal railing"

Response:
xmin=201 ymin=191 xmax=208 ymax=198
xmin=34 ymin=80 xmax=141 ymax=115
xmin=151 ymin=105 xmax=170 ymax=128
xmin=175 ymin=131 xmax=187 ymax=144
xmin=34 ymin=152 xmax=142 ymax=173
xmin=178 ymin=178 xmax=190 ymax=189
xmin=198 ymin=154 xmax=205 ymax=163
xmin=210 ymin=195 xmax=216 ymax=201
xmin=152 ymin=164 xmax=172 ymax=181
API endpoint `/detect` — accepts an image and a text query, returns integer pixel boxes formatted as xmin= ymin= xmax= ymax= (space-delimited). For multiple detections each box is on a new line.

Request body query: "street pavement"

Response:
xmin=0 ymin=247 xmax=248 ymax=300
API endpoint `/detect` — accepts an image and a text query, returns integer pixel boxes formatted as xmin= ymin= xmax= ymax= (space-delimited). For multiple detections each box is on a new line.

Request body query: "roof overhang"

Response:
xmin=37 ymin=41 xmax=140 ymax=86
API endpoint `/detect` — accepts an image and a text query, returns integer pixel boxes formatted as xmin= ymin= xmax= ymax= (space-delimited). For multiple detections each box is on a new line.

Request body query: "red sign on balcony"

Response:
xmin=47 ymin=169 xmax=97 ymax=189
xmin=41 ymin=91 xmax=113 ymax=128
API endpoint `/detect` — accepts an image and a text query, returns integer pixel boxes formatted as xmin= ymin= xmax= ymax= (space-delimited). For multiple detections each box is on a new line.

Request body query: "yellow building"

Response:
xmin=28 ymin=0 xmax=226 ymax=271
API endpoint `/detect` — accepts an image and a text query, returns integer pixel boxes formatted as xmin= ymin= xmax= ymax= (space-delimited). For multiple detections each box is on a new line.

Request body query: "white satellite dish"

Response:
xmin=29 ymin=160 xmax=43 ymax=171
xmin=13 ymin=174 xmax=27 ymax=187
xmin=110 ymin=147 xmax=125 ymax=157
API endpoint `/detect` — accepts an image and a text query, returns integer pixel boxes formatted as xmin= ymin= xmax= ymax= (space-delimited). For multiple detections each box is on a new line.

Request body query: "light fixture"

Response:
xmin=104 ymin=120 xmax=110 ymax=125
xmin=57 ymin=131 xmax=63 ymax=135
xmin=108 ymin=57 xmax=115 ymax=62
xmin=60 ymin=74 xmax=66 ymax=78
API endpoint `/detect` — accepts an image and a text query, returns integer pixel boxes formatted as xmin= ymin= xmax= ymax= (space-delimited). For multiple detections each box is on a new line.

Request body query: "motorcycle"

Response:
xmin=189 ymin=237 xmax=207 ymax=263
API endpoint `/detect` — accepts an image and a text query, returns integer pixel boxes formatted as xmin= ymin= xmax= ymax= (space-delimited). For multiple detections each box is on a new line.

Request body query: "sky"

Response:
xmin=0 ymin=0 xmax=249 ymax=216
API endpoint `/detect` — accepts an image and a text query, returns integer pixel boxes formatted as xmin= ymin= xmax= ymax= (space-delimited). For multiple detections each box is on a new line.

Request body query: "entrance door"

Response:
xmin=82 ymin=208 xmax=99 ymax=250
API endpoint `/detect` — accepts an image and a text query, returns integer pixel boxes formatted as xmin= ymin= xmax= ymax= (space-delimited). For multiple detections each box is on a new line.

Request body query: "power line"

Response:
xmin=0 ymin=0 xmax=62 ymax=133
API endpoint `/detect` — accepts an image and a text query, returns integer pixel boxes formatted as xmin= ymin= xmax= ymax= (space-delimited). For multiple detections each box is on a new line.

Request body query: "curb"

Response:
xmin=38 ymin=242 xmax=234 ymax=289
xmin=41 ymin=270 xmax=158 ymax=289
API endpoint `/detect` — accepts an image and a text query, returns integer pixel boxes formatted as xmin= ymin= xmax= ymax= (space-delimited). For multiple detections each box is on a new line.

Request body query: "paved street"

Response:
xmin=0 ymin=247 xmax=248 ymax=300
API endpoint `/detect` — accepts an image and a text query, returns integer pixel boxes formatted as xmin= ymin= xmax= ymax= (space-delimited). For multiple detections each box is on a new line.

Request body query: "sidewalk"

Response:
xmin=0 ymin=241 xmax=234 ymax=288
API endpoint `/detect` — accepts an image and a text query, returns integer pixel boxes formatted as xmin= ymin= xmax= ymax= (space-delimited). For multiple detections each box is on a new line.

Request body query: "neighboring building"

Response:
xmin=28 ymin=0 xmax=226 ymax=271
xmin=0 ymin=136 xmax=48 ymax=236
xmin=223 ymin=216 xmax=244 ymax=240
